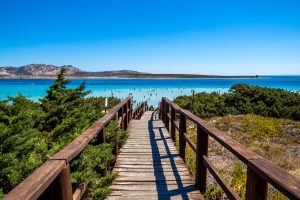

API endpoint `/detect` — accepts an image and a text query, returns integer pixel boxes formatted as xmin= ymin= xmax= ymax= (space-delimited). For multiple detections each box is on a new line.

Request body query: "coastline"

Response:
xmin=0 ymin=74 xmax=257 ymax=79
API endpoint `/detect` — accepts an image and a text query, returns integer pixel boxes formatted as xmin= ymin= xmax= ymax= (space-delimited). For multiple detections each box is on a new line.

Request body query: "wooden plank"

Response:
xmin=113 ymin=164 xmax=188 ymax=169
xmin=116 ymin=157 xmax=183 ymax=162
xmin=110 ymin=184 xmax=197 ymax=191
xmin=111 ymin=180 xmax=195 ymax=185
xmin=115 ymin=171 xmax=192 ymax=177
xmin=114 ymin=176 xmax=194 ymax=182
xmin=108 ymin=190 xmax=201 ymax=195
xmin=107 ymin=191 xmax=203 ymax=197
xmin=113 ymin=168 xmax=189 ymax=173
xmin=183 ymin=133 xmax=196 ymax=152
xmin=115 ymin=160 xmax=186 ymax=165
xmin=106 ymin=193 xmax=203 ymax=200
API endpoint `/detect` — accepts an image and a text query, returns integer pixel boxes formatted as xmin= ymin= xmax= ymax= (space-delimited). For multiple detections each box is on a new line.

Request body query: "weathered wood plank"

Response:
xmin=110 ymin=184 xmax=197 ymax=191
xmin=111 ymin=180 xmax=195 ymax=185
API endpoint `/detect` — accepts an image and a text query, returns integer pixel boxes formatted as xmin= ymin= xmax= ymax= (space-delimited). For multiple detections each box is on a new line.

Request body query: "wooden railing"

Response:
xmin=132 ymin=102 xmax=148 ymax=120
xmin=160 ymin=97 xmax=300 ymax=200
xmin=4 ymin=97 xmax=147 ymax=200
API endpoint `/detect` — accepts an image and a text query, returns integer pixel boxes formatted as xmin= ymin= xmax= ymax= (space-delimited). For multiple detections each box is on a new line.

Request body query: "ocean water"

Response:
xmin=0 ymin=76 xmax=299 ymax=107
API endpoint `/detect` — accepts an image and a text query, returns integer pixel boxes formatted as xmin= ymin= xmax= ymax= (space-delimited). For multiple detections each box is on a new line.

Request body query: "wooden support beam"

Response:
xmin=40 ymin=164 xmax=72 ymax=200
xmin=245 ymin=167 xmax=267 ymax=200
xmin=165 ymin=104 xmax=170 ymax=132
xmin=195 ymin=125 xmax=208 ymax=193
xmin=123 ymin=103 xmax=128 ymax=130
xmin=72 ymin=183 xmax=87 ymax=200
xmin=179 ymin=113 xmax=187 ymax=161
xmin=99 ymin=128 xmax=107 ymax=176
xmin=170 ymin=107 xmax=176 ymax=143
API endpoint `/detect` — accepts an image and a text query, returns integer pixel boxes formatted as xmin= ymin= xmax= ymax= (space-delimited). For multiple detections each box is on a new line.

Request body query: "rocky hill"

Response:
xmin=0 ymin=64 xmax=147 ymax=77
xmin=0 ymin=64 xmax=82 ymax=76
xmin=0 ymin=64 xmax=255 ymax=78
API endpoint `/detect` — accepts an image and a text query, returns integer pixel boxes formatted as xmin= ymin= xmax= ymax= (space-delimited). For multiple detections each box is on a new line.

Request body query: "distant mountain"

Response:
xmin=0 ymin=64 xmax=148 ymax=76
xmin=0 ymin=64 xmax=255 ymax=78
xmin=0 ymin=64 xmax=82 ymax=76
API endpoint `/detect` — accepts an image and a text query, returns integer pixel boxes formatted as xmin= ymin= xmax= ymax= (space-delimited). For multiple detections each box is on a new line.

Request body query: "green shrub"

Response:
xmin=105 ymin=121 xmax=128 ymax=148
xmin=174 ymin=84 xmax=300 ymax=120
xmin=231 ymin=162 xmax=247 ymax=198
xmin=204 ymin=183 xmax=223 ymax=200
xmin=71 ymin=144 xmax=116 ymax=200
xmin=0 ymin=68 xmax=122 ymax=199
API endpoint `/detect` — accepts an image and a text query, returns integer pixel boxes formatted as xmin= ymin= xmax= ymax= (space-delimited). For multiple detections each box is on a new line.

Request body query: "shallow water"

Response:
xmin=0 ymin=76 xmax=299 ymax=107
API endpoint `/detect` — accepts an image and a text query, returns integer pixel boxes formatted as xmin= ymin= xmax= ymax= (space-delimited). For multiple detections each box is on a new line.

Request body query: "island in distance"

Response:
xmin=0 ymin=64 xmax=256 ymax=78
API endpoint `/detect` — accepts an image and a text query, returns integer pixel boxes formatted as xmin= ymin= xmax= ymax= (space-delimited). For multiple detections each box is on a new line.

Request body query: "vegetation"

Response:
xmin=173 ymin=85 xmax=300 ymax=199
xmin=0 ymin=68 xmax=124 ymax=199
xmin=71 ymin=121 xmax=127 ymax=199
xmin=181 ymin=114 xmax=300 ymax=200
xmin=174 ymin=84 xmax=300 ymax=120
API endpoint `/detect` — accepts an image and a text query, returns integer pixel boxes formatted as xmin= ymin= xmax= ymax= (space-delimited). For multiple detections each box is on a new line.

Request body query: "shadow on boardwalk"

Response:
xmin=148 ymin=112 xmax=197 ymax=200
xmin=107 ymin=111 xmax=203 ymax=199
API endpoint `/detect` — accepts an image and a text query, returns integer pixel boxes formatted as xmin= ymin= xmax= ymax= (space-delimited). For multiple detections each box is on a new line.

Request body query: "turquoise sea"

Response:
xmin=0 ymin=76 xmax=299 ymax=107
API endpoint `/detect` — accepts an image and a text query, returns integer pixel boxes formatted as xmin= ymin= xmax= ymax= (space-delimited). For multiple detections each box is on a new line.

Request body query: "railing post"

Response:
xmin=245 ymin=167 xmax=267 ymax=200
xmin=159 ymin=102 xmax=162 ymax=119
xmin=161 ymin=100 xmax=165 ymax=123
xmin=58 ymin=164 xmax=73 ymax=200
xmin=114 ymin=140 xmax=119 ymax=156
xmin=118 ymin=107 xmax=123 ymax=125
xmin=130 ymin=100 xmax=133 ymax=120
xmin=124 ymin=103 xmax=128 ymax=130
xmin=40 ymin=164 xmax=73 ymax=200
xmin=137 ymin=103 xmax=140 ymax=119
xmin=121 ymin=106 xmax=124 ymax=129
xmin=128 ymin=100 xmax=131 ymax=122
xmin=179 ymin=113 xmax=186 ymax=160
xmin=114 ymin=111 xmax=119 ymax=156
xmin=195 ymin=125 xmax=208 ymax=193
xmin=170 ymin=107 xmax=176 ymax=143
xmin=164 ymin=102 xmax=168 ymax=126
xmin=99 ymin=128 xmax=107 ymax=176
xmin=165 ymin=103 xmax=169 ymax=132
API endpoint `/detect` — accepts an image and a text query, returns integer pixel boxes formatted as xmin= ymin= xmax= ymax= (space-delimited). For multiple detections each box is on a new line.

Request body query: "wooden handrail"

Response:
xmin=132 ymin=102 xmax=148 ymax=119
xmin=4 ymin=97 xmax=148 ymax=200
xmin=160 ymin=97 xmax=300 ymax=200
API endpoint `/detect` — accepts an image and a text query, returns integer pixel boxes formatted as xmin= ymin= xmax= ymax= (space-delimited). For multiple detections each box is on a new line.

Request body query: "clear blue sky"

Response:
xmin=0 ymin=0 xmax=299 ymax=75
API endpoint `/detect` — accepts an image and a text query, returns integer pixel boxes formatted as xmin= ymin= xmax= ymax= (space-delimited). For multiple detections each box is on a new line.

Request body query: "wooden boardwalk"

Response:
xmin=107 ymin=111 xmax=204 ymax=200
xmin=4 ymin=99 xmax=300 ymax=200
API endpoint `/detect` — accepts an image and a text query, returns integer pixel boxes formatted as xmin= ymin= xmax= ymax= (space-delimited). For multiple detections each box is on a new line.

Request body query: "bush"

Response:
xmin=174 ymin=84 xmax=300 ymax=120
xmin=71 ymin=143 xmax=116 ymax=200
xmin=0 ymin=68 xmax=123 ymax=199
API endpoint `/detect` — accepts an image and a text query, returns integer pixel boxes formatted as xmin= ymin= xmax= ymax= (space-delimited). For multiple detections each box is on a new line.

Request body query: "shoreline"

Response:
xmin=0 ymin=75 xmax=258 ymax=79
